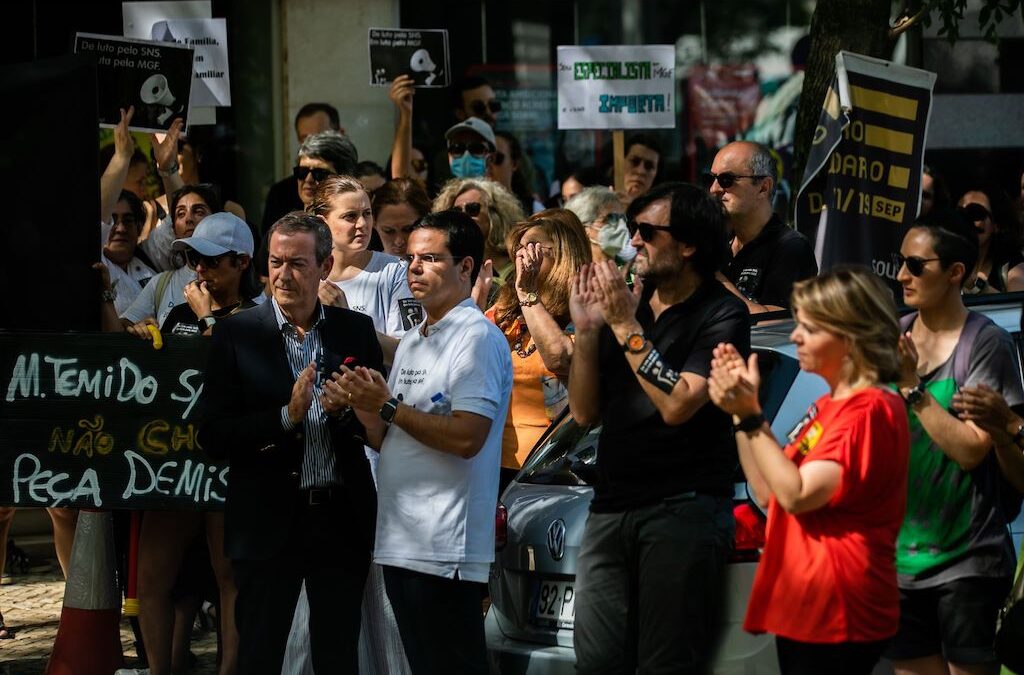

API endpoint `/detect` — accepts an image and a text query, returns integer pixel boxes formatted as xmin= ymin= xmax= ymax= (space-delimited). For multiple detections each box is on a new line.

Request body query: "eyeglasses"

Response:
xmin=703 ymin=172 xmax=767 ymax=189
xmin=185 ymin=249 xmax=239 ymax=269
xmin=896 ymin=254 xmax=941 ymax=277
xmin=400 ymin=253 xmax=456 ymax=265
xmin=959 ymin=203 xmax=991 ymax=222
xmin=447 ymin=142 xmax=491 ymax=158
xmin=293 ymin=166 xmax=334 ymax=182
xmin=627 ymin=155 xmax=657 ymax=172
xmin=411 ymin=158 xmax=428 ymax=173
xmin=470 ymin=99 xmax=502 ymax=117
xmin=453 ymin=202 xmax=483 ymax=217
xmin=628 ymin=221 xmax=674 ymax=242
xmin=513 ymin=241 xmax=554 ymax=254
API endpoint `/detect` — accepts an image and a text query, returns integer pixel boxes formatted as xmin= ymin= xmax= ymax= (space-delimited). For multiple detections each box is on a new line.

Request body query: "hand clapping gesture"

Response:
xmin=591 ymin=259 xmax=642 ymax=332
xmin=896 ymin=331 xmax=921 ymax=389
xmin=708 ymin=343 xmax=761 ymax=418
xmin=569 ymin=264 xmax=606 ymax=334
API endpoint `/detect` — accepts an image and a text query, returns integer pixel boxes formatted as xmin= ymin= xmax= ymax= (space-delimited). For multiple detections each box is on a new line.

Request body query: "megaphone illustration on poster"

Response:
xmin=410 ymin=49 xmax=440 ymax=86
xmin=140 ymin=74 xmax=179 ymax=125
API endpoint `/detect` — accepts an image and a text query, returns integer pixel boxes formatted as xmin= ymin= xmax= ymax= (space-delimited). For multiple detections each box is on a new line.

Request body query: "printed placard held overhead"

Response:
xmin=557 ymin=45 xmax=676 ymax=130
xmin=75 ymin=32 xmax=195 ymax=133
xmin=368 ymin=28 xmax=450 ymax=88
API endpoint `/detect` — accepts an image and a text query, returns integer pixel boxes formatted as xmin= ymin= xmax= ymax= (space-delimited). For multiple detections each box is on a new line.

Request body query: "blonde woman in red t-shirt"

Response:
xmin=709 ymin=266 xmax=910 ymax=675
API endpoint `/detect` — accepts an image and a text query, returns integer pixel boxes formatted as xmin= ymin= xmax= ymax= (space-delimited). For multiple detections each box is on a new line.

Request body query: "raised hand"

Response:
xmin=471 ymin=259 xmax=494 ymax=310
xmin=709 ymin=343 xmax=761 ymax=417
xmin=114 ymin=106 xmax=136 ymax=161
xmin=389 ymin=74 xmax=415 ymax=115
xmin=150 ymin=117 xmax=184 ymax=174
xmin=897 ymin=332 xmax=920 ymax=389
xmin=592 ymin=259 xmax=640 ymax=331
xmin=287 ymin=362 xmax=317 ymax=425
xmin=514 ymin=242 xmax=544 ymax=299
xmin=569 ymin=264 xmax=606 ymax=333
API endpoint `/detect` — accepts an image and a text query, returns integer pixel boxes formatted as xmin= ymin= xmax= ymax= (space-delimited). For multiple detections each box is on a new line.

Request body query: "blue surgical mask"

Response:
xmin=450 ymin=152 xmax=487 ymax=178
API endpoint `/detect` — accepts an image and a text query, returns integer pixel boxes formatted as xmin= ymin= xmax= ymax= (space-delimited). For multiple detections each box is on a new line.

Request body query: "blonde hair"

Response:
xmin=790 ymin=266 xmax=900 ymax=383
xmin=307 ymin=175 xmax=367 ymax=217
xmin=492 ymin=211 xmax=592 ymax=328
xmin=432 ymin=178 xmax=525 ymax=259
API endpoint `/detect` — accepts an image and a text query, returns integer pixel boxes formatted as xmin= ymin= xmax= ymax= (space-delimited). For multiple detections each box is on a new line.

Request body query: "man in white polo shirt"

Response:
xmin=326 ymin=209 xmax=512 ymax=675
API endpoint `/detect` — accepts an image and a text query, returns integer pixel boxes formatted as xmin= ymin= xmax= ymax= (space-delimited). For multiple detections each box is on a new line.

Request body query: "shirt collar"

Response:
xmin=271 ymin=296 xmax=325 ymax=337
xmin=420 ymin=296 xmax=476 ymax=337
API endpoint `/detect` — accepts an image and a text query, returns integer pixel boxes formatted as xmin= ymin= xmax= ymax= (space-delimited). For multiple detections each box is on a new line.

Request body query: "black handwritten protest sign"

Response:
xmin=368 ymin=28 xmax=450 ymax=88
xmin=75 ymin=32 xmax=195 ymax=132
xmin=0 ymin=332 xmax=224 ymax=510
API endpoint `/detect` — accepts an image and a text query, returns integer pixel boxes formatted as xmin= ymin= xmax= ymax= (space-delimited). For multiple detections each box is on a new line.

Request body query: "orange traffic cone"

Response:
xmin=45 ymin=509 xmax=124 ymax=675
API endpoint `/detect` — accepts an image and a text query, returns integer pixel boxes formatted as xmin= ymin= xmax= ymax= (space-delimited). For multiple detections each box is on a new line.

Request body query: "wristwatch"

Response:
xmin=379 ymin=397 xmax=400 ymax=424
xmin=199 ymin=315 xmax=217 ymax=331
xmin=1013 ymin=422 xmax=1024 ymax=450
xmin=901 ymin=381 xmax=927 ymax=407
xmin=622 ymin=331 xmax=648 ymax=354
xmin=100 ymin=288 xmax=117 ymax=304
xmin=520 ymin=291 xmax=540 ymax=307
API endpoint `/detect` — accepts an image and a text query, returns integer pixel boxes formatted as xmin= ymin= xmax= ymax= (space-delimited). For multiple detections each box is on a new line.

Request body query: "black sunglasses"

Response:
xmin=447 ymin=142 xmax=491 ymax=157
xmin=293 ymin=166 xmax=334 ymax=182
xmin=628 ymin=220 xmax=674 ymax=242
xmin=896 ymin=253 xmax=941 ymax=277
xmin=453 ymin=202 xmax=483 ymax=217
xmin=959 ymin=203 xmax=992 ymax=222
xmin=627 ymin=155 xmax=657 ymax=172
xmin=470 ymin=99 xmax=502 ymax=116
xmin=185 ymin=249 xmax=240 ymax=269
xmin=703 ymin=172 xmax=766 ymax=189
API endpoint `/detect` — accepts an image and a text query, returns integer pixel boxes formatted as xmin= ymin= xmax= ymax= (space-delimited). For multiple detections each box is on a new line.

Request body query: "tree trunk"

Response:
xmin=791 ymin=0 xmax=894 ymax=188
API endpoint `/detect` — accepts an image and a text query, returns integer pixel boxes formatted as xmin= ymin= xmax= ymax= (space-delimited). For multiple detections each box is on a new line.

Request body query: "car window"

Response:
xmin=517 ymin=347 xmax=796 ymax=486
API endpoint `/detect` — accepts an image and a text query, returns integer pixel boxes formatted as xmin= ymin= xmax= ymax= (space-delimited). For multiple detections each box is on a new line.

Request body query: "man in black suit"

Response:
xmin=198 ymin=211 xmax=382 ymax=674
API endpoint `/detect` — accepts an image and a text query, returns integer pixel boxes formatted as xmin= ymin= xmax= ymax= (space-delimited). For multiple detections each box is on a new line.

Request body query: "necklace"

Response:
xmin=511 ymin=320 xmax=536 ymax=358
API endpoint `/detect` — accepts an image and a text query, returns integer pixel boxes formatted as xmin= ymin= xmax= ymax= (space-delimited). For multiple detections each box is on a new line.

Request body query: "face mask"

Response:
xmin=592 ymin=213 xmax=637 ymax=262
xmin=450 ymin=152 xmax=487 ymax=178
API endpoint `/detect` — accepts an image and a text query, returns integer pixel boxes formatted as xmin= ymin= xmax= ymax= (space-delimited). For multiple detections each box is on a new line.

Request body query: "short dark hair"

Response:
xmin=170 ymin=184 xmax=223 ymax=218
xmin=268 ymin=211 xmax=333 ymax=265
xmin=356 ymin=160 xmax=386 ymax=180
xmin=626 ymin=182 xmax=728 ymax=280
xmin=297 ymin=130 xmax=358 ymax=177
xmin=294 ymin=103 xmax=341 ymax=131
xmin=413 ymin=210 xmax=484 ymax=284
xmin=451 ymin=75 xmax=492 ymax=111
xmin=117 ymin=189 xmax=145 ymax=229
xmin=625 ymin=132 xmax=662 ymax=159
xmin=911 ymin=208 xmax=979 ymax=285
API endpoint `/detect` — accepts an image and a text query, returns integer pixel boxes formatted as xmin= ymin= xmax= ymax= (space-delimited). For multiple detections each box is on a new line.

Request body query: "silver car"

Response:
xmin=486 ymin=299 xmax=1024 ymax=675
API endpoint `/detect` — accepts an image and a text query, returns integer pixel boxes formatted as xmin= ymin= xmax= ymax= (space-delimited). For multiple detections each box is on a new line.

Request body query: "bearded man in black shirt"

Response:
xmin=568 ymin=182 xmax=750 ymax=674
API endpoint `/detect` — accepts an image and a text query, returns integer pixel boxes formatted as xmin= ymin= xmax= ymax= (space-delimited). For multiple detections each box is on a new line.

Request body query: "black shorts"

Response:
xmin=885 ymin=576 xmax=1012 ymax=664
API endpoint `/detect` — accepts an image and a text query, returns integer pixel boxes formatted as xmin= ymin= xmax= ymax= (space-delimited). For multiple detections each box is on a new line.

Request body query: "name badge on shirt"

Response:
xmin=787 ymin=403 xmax=818 ymax=444
xmin=798 ymin=422 xmax=824 ymax=456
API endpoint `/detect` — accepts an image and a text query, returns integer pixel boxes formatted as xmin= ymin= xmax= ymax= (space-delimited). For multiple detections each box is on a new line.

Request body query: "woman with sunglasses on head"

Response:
xmin=486 ymin=209 xmax=592 ymax=491
xmin=885 ymin=211 xmax=1023 ymax=675
xmin=710 ymin=266 xmax=909 ymax=675
xmin=956 ymin=185 xmax=1023 ymax=294
xmin=295 ymin=130 xmax=359 ymax=209
xmin=433 ymin=177 xmax=526 ymax=309
xmin=371 ymin=178 xmax=431 ymax=257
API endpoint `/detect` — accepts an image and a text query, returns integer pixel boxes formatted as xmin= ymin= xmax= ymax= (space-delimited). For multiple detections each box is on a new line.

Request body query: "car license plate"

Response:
xmin=531 ymin=578 xmax=575 ymax=628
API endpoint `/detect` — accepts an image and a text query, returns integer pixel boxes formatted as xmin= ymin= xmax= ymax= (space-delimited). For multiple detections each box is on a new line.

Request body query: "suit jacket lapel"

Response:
xmin=253 ymin=300 xmax=295 ymax=405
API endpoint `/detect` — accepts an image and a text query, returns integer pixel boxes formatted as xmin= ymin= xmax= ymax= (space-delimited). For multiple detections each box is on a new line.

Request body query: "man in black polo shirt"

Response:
xmin=568 ymin=182 xmax=750 ymax=674
xmin=709 ymin=140 xmax=817 ymax=312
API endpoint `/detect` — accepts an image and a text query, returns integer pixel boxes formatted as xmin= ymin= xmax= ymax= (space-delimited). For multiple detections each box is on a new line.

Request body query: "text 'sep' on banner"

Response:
xmin=0 ymin=333 xmax=224 ymax=510
xmin=796 ymin=51 xmax=936 ymax=287
xmin=557 ymin=45 xmax=675 ymax=130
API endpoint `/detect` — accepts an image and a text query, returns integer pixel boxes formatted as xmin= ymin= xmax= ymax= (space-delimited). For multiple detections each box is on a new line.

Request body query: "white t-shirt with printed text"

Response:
xmin=374 ymin=298 xmax=512 ymax=582
xmin=332 ymin=251 xmax=422 ymax=337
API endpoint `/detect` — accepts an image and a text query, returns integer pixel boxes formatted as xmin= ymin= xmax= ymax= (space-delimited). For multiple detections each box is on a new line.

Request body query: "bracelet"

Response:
xmin=735 ymin=413 xmax=766 ymax=434
xmin=100 ymin=288 xmax=117 ymax=303
xmin=158 ymin=161 xmax=179 ymax=177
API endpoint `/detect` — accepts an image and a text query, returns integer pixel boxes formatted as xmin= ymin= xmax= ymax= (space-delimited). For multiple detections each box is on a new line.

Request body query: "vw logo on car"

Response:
xmin=547 ymin=519 xmax=566 ymax=560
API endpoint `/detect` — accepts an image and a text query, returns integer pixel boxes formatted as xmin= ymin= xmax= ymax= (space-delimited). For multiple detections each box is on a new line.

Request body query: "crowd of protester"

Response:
xmin=1 ymin=66 xmax=1024 ymax=675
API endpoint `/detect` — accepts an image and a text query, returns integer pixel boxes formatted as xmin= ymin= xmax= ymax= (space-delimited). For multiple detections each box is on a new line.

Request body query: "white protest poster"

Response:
xmin=123 ymin=2 xmax=219 ymax=123
xmin=149 ymin=19 xmax=230 ymax=106
xmin=75 ymin=33 xmax=195 ymax=133
xmin=557 ymin=45 xmax=675 ymax=130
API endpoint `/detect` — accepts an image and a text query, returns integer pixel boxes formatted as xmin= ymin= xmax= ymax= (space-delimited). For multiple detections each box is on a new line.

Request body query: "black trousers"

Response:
xmin=572 ymin=494 xmax=735 ymax=675
xmin=232 ymin=498 xmax=369 ymax=675
xmin=382 ymin=564 xmax=488 ymax=675
xmin=776 ymin=636 xmax=889 ymax=675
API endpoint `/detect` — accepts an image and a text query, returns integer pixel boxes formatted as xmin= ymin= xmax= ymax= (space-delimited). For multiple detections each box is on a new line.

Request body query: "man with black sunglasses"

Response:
xmin=710 ymin=141 xmax=817 ymax=313
xmin=568 ymin=182 xmax=750 ymax=674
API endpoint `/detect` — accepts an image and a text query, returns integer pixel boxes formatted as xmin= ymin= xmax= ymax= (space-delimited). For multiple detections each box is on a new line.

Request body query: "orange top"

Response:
xmin=485 ymin=307 xmax=571 ymax=469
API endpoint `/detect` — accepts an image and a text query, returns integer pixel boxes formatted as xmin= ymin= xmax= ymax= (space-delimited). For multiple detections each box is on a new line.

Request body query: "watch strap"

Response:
xmin=735 ymin=413 xmax=766 ymax=433
xmin=379 ymin=397 xmax=400 ymax=423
